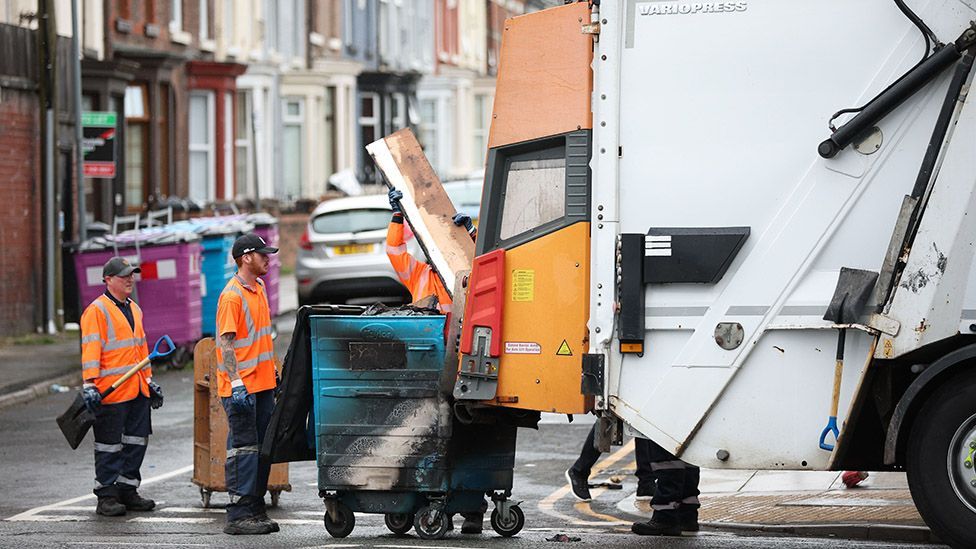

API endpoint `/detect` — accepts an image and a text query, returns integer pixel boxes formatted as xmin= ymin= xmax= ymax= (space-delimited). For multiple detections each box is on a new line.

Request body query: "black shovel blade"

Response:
xmin=56 ymin=393 xmax=95 ymax=450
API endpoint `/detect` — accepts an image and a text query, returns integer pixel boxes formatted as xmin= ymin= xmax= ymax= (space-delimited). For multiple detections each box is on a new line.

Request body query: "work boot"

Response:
xmin=679 ymin=511 xmax=700 ymax=533
xmin=631 ymin=517 xmax=681 ymax=536
xmin=635 ymin=481 xmax=655 ymax=501
xmin=254 ymin=511 xmax=280 ymax=533
xmin=224 ymin=516 xmax=275 ymax=535
xmin=565 ymin=468 xmax=592 ymax=502
xmin=460 ymin=513 xmax=483 ymax=534
xmin=95 ymin=497 xmax=127 ymax=517
xmin=118 ymin=490 xmax=155 ymax=512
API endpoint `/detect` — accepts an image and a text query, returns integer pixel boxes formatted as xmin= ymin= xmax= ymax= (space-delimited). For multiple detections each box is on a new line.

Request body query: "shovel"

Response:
xmin=57 ymin=335 xmax=174 ymax=449
xmin=818 ymin=268 xmax=878 ymax=451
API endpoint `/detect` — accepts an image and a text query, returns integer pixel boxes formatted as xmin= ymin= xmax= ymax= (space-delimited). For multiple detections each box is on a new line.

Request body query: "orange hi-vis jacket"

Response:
xmin=386 ymin=215 xmax=452 ymax=314
xmin=215 ymin=274 xmax=277 ymax=398
xmin=80 ymin=294 xmax=151 ymax=404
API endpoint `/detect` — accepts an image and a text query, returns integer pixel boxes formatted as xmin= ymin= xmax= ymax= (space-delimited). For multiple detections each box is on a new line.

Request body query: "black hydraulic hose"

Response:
xmin=818 ymin=43 xmax=962 ymax=158
xmin=894 ymin=0 xmax=940 ymax=47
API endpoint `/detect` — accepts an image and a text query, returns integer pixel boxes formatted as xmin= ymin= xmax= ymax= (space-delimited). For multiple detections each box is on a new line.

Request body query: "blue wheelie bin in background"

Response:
xmin=309 ymin=313 xmax=523 ymax=539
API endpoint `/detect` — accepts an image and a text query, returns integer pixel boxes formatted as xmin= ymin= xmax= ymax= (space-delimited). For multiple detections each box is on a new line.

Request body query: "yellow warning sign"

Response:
xmin=512 ymin=269 xmax=535 ymax=302
xmin=556 ymin=340 xmax=573 ymax=356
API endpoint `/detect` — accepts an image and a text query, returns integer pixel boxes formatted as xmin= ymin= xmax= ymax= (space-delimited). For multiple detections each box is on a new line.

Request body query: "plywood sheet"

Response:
xmin=366 ymin=129 xmax=475 ymax=297
xmin=489 ymin=2 xmax=593 ymax=149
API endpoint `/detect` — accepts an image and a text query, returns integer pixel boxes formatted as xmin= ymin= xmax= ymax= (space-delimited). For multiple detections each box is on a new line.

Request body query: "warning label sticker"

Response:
xmin=505 ymin=342 xmax=542 ymax=354
xmin=556 ymin=340 xmax=573 ymax=356
xmin=512 ymin=269 xmax=535 ymax=301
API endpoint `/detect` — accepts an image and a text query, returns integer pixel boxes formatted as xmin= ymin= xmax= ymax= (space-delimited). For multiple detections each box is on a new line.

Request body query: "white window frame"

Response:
xmin=235 ymin=90 xmax=254 ymax=198
xmin=200 ymin=0 xmax=208 ymax=39
xmin=282 ymin=97 xmax=306 ymax=199
xmin=392 ymin=93 xmax=406 ymax=131
xmin=223 ymin=91 xmax=233 ymax=200
xmin=189 ymin=91 xmax=216 ymax=202
xmin=419 ymin=97 xmax=439 ymax=174
xmin=171 ymin=0 xmax=183 ymax=31
xmin=359 ymin=91 xmax=380 ymax=143
xmin=473 ymin=93 xmax=492 ymax=168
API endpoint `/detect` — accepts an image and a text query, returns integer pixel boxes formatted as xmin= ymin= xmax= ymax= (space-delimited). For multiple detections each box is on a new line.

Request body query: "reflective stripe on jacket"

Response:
xmin=386 ymin=216 xmax=452 ymax=314
xmin=215 ymin=275 xmax=277 ymax=397
xmin=80 ymin=295 xmax=151 ymax=404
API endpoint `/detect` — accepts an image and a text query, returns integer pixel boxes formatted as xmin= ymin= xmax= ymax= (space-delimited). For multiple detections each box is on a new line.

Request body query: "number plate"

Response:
xmin=332 ymin=244 xmax=374 ymax=255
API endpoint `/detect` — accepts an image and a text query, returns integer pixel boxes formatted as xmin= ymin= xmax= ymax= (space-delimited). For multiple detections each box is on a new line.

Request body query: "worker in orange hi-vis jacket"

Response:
xmin=385 ymin=188 xmax=477 ymax=315
xmin=80 ymin=256 xmax=164 ymax=518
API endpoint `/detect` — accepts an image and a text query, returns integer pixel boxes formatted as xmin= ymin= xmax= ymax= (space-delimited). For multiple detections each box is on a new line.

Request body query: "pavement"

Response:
xmin=0 ymin=273 xmax=937 ymax=545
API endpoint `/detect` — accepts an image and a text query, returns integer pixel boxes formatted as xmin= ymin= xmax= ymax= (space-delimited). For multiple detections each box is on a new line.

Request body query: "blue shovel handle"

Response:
xmin=148 ymin=335 xmax=176 ymax=360
xmin=819 ymin=416 xmax=839 ymax=451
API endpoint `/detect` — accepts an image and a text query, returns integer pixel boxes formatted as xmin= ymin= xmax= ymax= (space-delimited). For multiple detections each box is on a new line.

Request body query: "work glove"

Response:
xmin=452 ymin=213 xmax=475 ymax=234
xmin=230 ymin=384 xmax=255 ymax=412
xmin=388 ymin=189 xmax=404 ymax=213
xmin=82 ymin=385 xmax=102 ymax=413
xmin=147 ymin=380 xmax=164 ymax=409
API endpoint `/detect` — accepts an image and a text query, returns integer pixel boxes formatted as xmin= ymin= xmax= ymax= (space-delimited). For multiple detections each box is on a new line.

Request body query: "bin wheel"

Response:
xmin=324 ymin=503 xmax=355 ymax=538
xmin=270 ymin=490 xmax=281 ymax=508
xmin=384 ymin=512 xmax=414 ymax=535
xmin=413 ymin=506 xmax=449 ymax=540
xmin=200 ymin=488 xmax=211 ymax=509
xmin=491 ymin=504 xmax=524 ymax=537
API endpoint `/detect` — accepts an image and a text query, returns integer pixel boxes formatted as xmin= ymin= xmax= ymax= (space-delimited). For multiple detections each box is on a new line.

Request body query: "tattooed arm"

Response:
xmin=219 ymin=332 xmax=241 ymax=382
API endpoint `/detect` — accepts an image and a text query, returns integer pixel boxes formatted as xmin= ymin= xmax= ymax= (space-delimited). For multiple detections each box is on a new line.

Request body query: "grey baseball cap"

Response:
xmin=103 ymin=257 xmax=140 ymax=278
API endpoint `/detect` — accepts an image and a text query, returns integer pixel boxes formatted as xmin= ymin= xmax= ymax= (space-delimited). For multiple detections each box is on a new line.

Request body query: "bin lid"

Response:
xmin=78 ymin=226 xmax=201 ymax=252
xmin=245 ymin=212 xmax=278 ymax=228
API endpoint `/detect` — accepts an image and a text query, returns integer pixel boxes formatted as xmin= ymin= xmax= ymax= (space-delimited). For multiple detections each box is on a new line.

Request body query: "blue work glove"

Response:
xmin=452 ymin=213 xmax=474 ymax=233
xmin=388 ymin=189 xmax=403 ymax=213
xmin=230 ymin=384 xmax=255 ymax=411
xmin=82 ymin=385 xmax=102 ymax=413
xmin=147 ymin=380 xmax=164 ymax=409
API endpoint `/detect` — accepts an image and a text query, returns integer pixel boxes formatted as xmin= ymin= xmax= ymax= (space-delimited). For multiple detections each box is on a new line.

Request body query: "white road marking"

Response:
xmin=65 ymin=543 xmax=208 ymax=547
xmin=275 ymin=518 xmax=321 ymax=525
xmin=155 ymin=507 xmax=226 ymax=514
xmin=6 ymin=464 xmax=193 ymax=522
xmin=127 ymin=517 xmax=216 ymax=524
xmin=376 ymin=546 xmax=485 ymax=549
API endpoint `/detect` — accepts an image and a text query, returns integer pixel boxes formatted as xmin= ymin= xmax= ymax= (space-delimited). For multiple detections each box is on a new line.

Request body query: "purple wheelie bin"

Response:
xmin=73 ymin=229 xmax=203 ymax=355
xmin=248 ymin=213 xmax=280 ymax=318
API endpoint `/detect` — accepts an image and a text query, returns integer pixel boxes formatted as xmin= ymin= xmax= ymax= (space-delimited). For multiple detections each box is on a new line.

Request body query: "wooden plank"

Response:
xmin=366 ymin=128 xmax=475 ymax=297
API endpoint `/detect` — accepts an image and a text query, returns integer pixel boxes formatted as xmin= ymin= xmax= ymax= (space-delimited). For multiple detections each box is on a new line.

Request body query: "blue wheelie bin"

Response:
xmin=309 ymin=313 xmax=522 ymax=539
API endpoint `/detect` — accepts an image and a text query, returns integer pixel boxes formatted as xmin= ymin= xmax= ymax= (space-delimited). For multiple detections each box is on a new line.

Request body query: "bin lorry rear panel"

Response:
xmin=589 ymin=0 xmax=976 ymax=469
xmin=454 ymin=2 xmax=596 ymax=414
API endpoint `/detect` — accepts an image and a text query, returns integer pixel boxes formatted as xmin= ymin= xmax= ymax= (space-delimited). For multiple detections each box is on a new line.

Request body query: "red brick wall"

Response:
xmin=277 ymin=213 xmax=309 ymax=273
xmin=0 ymin=89 xmax=41 ymax=336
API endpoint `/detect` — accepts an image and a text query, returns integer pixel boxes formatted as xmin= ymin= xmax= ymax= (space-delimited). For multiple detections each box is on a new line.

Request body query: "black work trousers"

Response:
xmin=93 ymin=394 xmax=151 ymax=499
xmin=644 ymin=438 xmax=700 ymax=524
xmin=571 ymin=424 xmax=655 ymax=489
xmin=221 ymin=389 xmax=274 ymax=522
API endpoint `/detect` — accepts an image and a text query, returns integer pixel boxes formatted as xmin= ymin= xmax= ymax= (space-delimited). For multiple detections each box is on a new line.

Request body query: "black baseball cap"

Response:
xmin=232 ymin=233 xmax=278 ymax=259
xmin=103 ymin=257 xmax=141 ymax=278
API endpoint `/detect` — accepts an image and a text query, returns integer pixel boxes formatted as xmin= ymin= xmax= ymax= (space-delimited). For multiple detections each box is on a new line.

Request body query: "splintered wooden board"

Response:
xmin=366 ymin=129 xmax=475 ymax=297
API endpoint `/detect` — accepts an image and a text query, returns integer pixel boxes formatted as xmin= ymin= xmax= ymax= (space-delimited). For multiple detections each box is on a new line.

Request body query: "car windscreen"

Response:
xmin=311 ymin=208 xmax=391 ymax=235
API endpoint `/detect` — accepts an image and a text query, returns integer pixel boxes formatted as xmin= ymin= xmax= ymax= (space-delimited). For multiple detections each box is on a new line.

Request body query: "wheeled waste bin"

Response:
xmin=73 ymin=229 xmax=202 ymax=358
xmin=191 ymin=338 xmax=291 ymax=507
xmin=309 ymin=313 xmax=524 ymax=539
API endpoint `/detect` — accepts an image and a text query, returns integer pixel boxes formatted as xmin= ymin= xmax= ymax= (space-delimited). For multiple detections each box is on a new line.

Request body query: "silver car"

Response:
xmin=296 ymin=180 xmax=483 ymax=306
